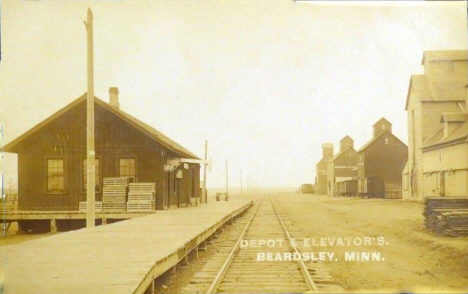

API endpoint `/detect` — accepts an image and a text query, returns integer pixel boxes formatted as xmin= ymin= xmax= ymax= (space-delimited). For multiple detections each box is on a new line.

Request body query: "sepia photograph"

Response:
xmin=0 ymin=0 xmax=467 ymax=293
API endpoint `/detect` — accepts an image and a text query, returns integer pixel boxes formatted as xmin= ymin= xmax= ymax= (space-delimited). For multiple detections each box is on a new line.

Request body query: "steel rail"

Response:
xmin=270 ymin=196 xmax=319 ymax=292
xmin=205 ymin=198 xmax=263 ymax=294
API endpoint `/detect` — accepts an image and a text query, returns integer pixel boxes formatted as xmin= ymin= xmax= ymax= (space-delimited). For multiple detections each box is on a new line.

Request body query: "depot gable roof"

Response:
xmin=3 ymin=94 xmax=200 ymax=159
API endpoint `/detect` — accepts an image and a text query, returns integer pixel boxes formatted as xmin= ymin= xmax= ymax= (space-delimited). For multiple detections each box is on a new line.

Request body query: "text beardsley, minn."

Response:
xmin=256 ymin=252 xmax=386 ymax=262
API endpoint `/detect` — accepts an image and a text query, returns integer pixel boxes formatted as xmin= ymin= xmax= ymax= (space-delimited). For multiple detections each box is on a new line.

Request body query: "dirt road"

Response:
xmin=272 ymin=193 xmax=468 ymax=292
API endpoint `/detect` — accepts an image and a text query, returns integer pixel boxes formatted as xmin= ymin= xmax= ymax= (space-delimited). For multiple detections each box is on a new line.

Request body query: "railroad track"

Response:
xmin=182 ymin=197 xmax=343 ymax=293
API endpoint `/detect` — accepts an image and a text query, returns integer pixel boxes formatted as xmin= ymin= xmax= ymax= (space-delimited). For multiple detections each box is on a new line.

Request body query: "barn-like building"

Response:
xmin=357 ymin=118 xmax=408 ymax=198
xmin=4 ymin=88 xmax=201 ymax=211
xmin=404 ymin=50 xmax=468 ymax=201
xmin=327 ymin=136 xmax=357 ymax=196
xmin=421 ymin=112 xmax=468 ymax=197
xmin=315 ymin=143 xmax=334 ymax=195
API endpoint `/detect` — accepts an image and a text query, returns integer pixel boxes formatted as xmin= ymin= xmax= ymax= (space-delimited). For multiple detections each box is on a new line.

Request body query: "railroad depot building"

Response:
xmin=315 ymin=143 xmax=334 ymax=195
xmin=356 ymin=118 xmax=407 ymax=198
xmin=404 ymin=50 xmax=468 ymax=201
xmin=420 ymin=112 xmax=468 ymax=197
xmin=327 ymin=136 xmax=357 ymax=196
xmin=3 ymin=88 xmax=201 ymax=211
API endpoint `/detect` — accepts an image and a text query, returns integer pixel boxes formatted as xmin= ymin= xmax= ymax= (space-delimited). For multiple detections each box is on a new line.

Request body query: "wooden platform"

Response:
xmin=0 ymin=200 xmax=252 ymax=294
xmin=2 ymin=210 xmax=154 ymax=221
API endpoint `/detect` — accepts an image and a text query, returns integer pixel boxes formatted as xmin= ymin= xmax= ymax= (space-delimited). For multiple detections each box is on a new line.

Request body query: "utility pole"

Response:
xmin=202 ymin=140 xmax=208 ymax=204
xmin=240 ymin=169 xmax=242 ymax=196
xmin=85 ymin=8 xmax=96 ymax=228
xmin=225 ymin=159 xmax=228 ymax=198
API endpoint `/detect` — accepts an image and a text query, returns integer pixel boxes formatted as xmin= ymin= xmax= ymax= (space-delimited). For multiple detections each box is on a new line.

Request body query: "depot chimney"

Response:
xmin=109 ymin=87 xmax=120 ymax=109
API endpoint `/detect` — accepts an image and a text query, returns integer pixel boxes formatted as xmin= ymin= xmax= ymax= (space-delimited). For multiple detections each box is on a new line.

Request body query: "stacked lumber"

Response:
xmin=423 ymin=197 xmax=468 ymax=236
xmin=439 ymin=211 xmax=468 ymax=237
xmin=127 ymin=183 xmax=155 ymax=212
xmin=102 ymin=177 xmax=129 ymax=212
xmin=79 ymin=201 xmax=103 ymax=212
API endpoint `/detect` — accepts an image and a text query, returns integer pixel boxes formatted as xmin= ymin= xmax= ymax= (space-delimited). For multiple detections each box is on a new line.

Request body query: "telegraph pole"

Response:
xmin=225 ymin=159 xmax=228 ymax=198
xmin=85 ymin=8 xmax=96 ymax=228
xmin=240 ymin=169 xmax=242 ymax=196
xmin=202 ymin=140 xmax=208 ymax=204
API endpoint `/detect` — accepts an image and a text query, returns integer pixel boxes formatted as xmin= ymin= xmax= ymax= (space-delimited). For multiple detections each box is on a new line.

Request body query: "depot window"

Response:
xmin=119 ymin=158 xmax=136 ymax=182
xmin=47 ymin=159 xmax=64 ymax=193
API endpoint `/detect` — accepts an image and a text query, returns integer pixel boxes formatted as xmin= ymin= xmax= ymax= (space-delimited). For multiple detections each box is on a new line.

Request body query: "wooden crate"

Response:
xmin=128 ymin=192 xmax=154 ymax=202
xmin=129 ymin=183 xmax=155 ymax=192
xmin=128 ymin=182 xmax=155 ymax=202
xmin=103 ymin=177 xmax=129 ymax=186
xmin=103 ymin=185 xmax=127 ymax=203
xmin=103 ymin=195 xmax=126 ymax=203
xmin=103 ymin=203 xmax=127 ymax=212
xmin=102 ymin=190 xmax=127 ymax=196
xmin=103 ymin=185 xmax=127 ymax=191
xmin=127 ymin=201 xmax=155 ymax=212
xmin=79 ymin=201 xmax=103 ymax=212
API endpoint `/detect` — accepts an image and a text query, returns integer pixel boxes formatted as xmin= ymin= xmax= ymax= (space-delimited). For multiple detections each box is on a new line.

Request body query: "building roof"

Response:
xmin=423 ymin=118 xmax=468 ymax=151
xmin=3 ymin=94 xmax=200 ymax=159
xmin=422 ymin=50 xmax=468 ymax=64
xmin=356 ymin=130 xmax=406 ymax=153
xmin=405 ymin=75 xmax=431 ymax=110
xmin=406 ymin=50 xmax=468 ymax=110
xmin=328 ymin=146 xmax=354 ymax=163
xmin=340 ymin=135 xmax=353 ymax=142
xmin=440 ymin=112 xmax=468 ymax=123
xmin=372 ymin=117 xmax=392 ymax=127
xmin=405 ymin=74 xmax=467 ymax=110
xmin=422 ymin=127 xmax=444 ymax=147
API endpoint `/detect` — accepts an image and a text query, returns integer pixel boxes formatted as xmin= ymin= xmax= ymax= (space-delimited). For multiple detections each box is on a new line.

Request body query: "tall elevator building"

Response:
xmin=316 ymin=143 xmax=334 ymax=195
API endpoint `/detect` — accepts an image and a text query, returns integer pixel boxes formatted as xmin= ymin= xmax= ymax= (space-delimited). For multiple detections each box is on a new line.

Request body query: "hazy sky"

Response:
xmin=0 ymin=0 xmax=467 ymax=189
